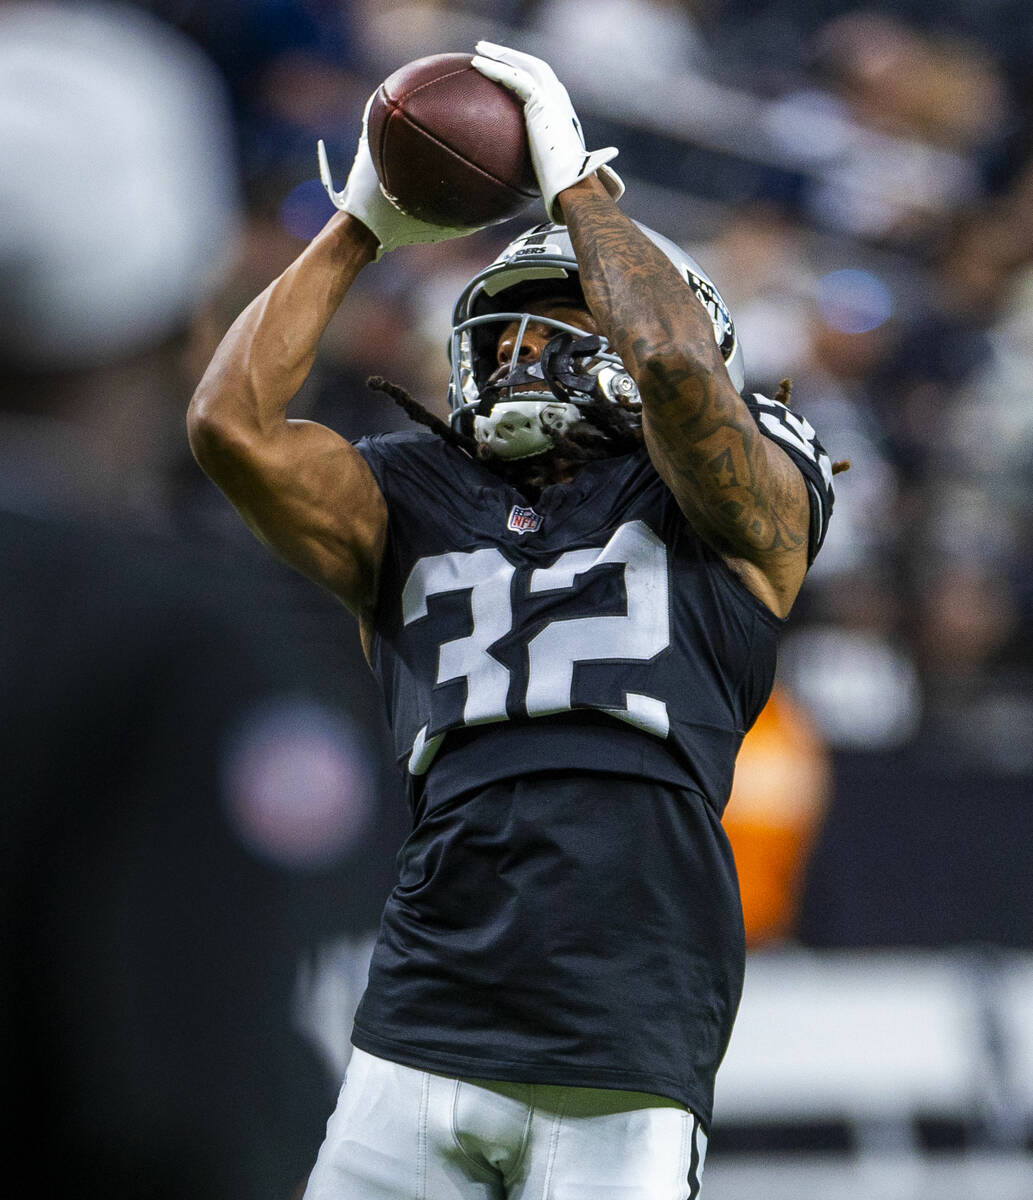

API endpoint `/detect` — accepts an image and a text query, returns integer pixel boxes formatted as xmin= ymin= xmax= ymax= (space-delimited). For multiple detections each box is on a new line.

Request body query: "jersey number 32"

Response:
xmin=401 ymin=521 xmax=670 ymax=773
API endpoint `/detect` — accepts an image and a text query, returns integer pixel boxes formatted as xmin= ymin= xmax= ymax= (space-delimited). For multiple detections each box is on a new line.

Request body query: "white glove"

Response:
xmin=317 ymin=96 xmax=478 ymax=260
xmin=471 ymin=41 xmax=624 ymax=222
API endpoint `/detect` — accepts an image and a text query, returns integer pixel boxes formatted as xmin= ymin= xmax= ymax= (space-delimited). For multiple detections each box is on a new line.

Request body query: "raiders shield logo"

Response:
xmin=507 ymin=504 xmax=543 ymax=535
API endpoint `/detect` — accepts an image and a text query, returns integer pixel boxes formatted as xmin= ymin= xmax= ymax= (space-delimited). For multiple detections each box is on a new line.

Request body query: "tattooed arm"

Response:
xmin=560 ymin=177 xmax=811 ymax=617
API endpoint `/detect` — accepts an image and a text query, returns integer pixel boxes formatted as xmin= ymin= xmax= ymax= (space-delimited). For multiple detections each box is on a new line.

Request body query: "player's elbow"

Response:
xmin=187 ymin=385 xmax=258 ymax=476
xmin=636 ymin=345 xmax=729 ymax=412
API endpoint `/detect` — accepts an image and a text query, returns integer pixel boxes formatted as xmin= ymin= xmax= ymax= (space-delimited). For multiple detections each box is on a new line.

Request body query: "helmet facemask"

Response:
xmin=452 ymin=301 xmax=641 ymax=461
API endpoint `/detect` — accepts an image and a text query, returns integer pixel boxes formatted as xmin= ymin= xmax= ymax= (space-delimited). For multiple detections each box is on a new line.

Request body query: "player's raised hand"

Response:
xmin=318 ymin=95 xmax=479 ymax=259
xmin=472 ymin=41 xmax=624 ymax=221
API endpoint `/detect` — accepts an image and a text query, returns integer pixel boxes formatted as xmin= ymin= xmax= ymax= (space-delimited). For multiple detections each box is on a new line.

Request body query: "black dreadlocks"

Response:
xmin=366 ymin=376 xmax=476 ymax=454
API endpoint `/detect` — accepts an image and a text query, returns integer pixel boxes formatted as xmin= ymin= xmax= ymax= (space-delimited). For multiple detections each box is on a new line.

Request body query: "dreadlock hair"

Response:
xmin=774 ymin=377 xmax=792 ymax=408
xmin=366 ymin=376 xmax=478 ymax=455
xmin=767 ymin=374 xmax=849 ymax=472
xmin=772 ymin=376 xmax=850 ymax=475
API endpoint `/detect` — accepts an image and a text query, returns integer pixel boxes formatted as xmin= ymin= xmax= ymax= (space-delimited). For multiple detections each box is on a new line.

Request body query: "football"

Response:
xmin=366 ymin=52 xmax=539 ymax=228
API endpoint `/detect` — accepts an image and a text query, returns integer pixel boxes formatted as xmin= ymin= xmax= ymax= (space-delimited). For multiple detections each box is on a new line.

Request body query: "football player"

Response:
xmin=188 ymin=42 xmax=838 ymax=1200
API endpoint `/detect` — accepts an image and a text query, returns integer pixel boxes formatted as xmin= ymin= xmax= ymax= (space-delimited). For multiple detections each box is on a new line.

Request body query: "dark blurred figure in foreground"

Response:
xmin=0 ymin=4 xmax=347 ymax=1195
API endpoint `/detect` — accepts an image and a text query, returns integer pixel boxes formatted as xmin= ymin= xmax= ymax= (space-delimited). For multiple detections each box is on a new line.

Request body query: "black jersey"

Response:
xmin=350 ymin=395 xmax=833 ymax=1123
xmin=356 ymin=392 xmax=833 ymax=811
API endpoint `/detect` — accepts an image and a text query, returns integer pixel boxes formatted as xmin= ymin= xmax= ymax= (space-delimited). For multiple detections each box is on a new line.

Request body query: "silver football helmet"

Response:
xmin=447 ymin=221 xmax=744 ymax=459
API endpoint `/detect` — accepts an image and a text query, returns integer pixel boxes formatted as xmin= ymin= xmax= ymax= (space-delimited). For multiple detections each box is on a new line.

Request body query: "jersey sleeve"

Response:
xmin=352 ymin=429 xmax=452 ymax=503
xmin=744 ymin=392 xmax=835 ymax=564
xmin=352 ymin=433 xmax=391 ymax=497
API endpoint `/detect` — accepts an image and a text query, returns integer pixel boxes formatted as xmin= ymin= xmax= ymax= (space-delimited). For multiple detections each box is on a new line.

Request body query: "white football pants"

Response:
xmin=303 ymin=1048 xmax=707 ymax=1200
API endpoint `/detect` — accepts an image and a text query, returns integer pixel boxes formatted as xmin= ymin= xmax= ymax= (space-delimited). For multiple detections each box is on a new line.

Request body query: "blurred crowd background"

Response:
xmin=2 ymin=1 xmax=1031 ymax=1197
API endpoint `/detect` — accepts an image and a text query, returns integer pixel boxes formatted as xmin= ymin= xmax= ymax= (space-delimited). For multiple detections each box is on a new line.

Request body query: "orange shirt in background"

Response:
xmin=724 ymin=685 xmax=832 ymax=946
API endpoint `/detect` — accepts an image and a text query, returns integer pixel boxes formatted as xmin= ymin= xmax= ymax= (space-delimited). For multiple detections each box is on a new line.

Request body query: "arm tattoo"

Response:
xmin=565 ymin=191 xmax=808 ymax=561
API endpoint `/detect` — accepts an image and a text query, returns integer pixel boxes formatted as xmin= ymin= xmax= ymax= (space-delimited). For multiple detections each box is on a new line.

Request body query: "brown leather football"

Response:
xmin=366 ymin=53 xmax=538 ymax=227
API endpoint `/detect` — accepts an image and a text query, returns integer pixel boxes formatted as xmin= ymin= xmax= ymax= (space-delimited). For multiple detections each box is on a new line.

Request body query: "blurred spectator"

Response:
xmin=910 ymin=561 xmax=1033 ymax=775
xmin=812 ymin=10 xmax=1010 ymax=153
xmin=528 ymin=0 xmax=709 ymax=93
xmin=723 ymin=685 xmax=832 ymax=946
xmin=146 ymin=0 xmax=367 ymax=202
xmin=0 ymin=4 xmax=378 ymax=1194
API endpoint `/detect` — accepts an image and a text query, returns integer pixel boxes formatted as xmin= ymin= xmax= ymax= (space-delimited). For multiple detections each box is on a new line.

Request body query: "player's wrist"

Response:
xmin=556 ymin=175 xmax=609 ymax=216
xmin=310 ymin=210 xmax=378 ymax=262
xmin=327 ymin=212 xmax=380 ymax=263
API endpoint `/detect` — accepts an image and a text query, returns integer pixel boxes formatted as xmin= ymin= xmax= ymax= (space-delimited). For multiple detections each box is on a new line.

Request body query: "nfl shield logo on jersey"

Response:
xmin=507 ymin=504 xmax=543 ymax=535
